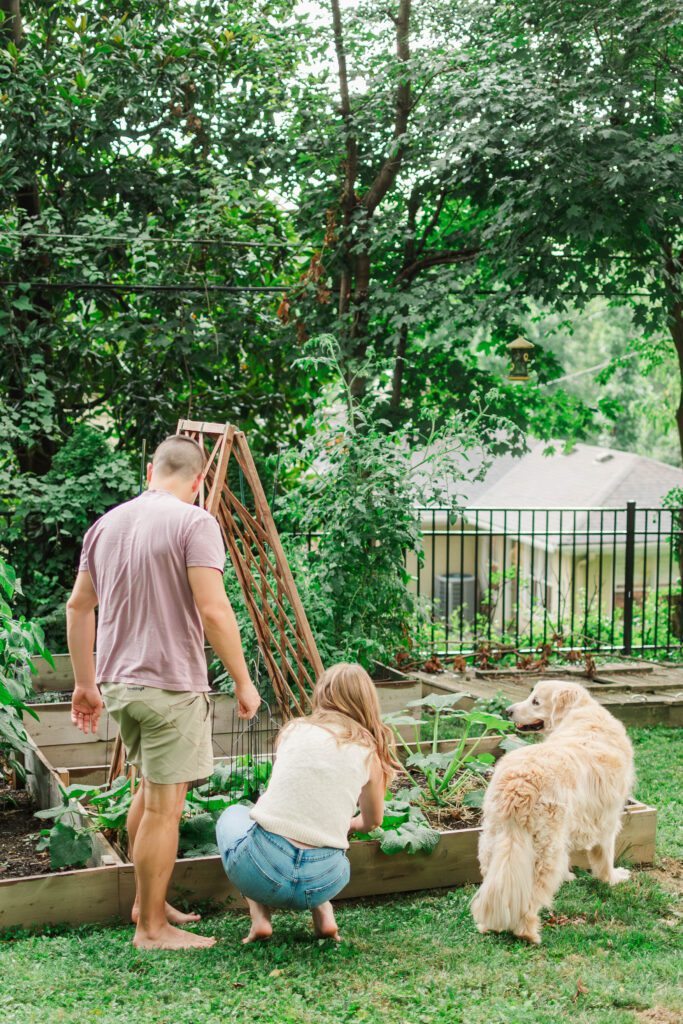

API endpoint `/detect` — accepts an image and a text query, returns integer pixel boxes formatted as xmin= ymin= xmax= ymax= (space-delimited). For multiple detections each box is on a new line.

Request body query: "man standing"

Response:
xmin=67 ymin=434 xmax=261 ymax=950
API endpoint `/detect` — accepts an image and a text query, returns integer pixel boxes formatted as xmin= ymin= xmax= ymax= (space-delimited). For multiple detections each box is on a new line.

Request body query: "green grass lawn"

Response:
xmin=1 ymin=727 xmax=681 ymax=1024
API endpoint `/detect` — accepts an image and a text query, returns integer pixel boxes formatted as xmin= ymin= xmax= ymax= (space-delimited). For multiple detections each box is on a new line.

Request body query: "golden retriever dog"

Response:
xmin=471 ymin=679 xmax=634 ymax=944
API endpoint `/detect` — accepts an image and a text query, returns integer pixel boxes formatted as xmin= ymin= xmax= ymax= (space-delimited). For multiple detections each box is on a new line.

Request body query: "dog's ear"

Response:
xmin=548 ymin=686 xmax=583 ymax=729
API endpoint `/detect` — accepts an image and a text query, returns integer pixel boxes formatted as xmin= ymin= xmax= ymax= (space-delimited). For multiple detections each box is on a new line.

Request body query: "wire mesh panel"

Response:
xmin=176 ymin=420 xmax=323 ymax=718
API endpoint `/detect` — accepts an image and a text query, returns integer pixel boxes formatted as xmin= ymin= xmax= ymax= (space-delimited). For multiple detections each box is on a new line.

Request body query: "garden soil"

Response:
xmin=0 ymin=785 xmax=52 ymax=878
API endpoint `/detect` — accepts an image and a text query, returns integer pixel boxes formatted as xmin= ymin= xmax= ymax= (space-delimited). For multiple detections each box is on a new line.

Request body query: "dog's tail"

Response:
xmin=471 ymin=821 xmax=534 ymax=933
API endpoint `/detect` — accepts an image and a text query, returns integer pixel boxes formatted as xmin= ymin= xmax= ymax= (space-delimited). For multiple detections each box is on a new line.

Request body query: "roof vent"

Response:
xmin=594 ymin=452 xmax=614 ymax=464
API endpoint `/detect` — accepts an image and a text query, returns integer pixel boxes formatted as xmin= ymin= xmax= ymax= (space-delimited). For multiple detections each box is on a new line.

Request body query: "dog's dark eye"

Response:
xmin=532 ymin=698 xmax=539 ymax=706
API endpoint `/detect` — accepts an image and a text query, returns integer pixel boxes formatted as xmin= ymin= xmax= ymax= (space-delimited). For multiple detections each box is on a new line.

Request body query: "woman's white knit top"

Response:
xmin=250 ymin=721 xmax=373 ymax=849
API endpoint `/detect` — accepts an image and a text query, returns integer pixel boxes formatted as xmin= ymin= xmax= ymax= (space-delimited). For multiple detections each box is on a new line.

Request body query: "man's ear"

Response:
xmin=191 ymin=470 xmax=203 ymax=494
xmin=146 ymin=461 xmax=153 ymax=483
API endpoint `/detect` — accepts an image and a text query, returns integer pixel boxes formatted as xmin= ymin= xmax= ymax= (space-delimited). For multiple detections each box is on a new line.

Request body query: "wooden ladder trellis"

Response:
xmin=176 ymin=419 xmax=322 ymax=720
xmin=108 ymin=419 xmax=322 ymax=784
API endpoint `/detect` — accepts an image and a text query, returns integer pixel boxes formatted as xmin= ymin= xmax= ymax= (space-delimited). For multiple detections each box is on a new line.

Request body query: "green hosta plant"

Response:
xmin=0 ymin=556 xmax=52 ymax=781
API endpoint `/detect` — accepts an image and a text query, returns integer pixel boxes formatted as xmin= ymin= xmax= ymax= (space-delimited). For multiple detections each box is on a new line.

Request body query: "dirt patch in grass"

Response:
xmin=0 ymin=788 xmax=51 ymax=879
xmin=637 ymin=1009 xmax=682 ymax=1024
xmin=646 ymin=857 xmax=683 ymax=894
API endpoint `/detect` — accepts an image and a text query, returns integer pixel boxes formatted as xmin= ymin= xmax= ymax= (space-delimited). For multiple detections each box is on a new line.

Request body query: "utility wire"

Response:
xmin=540 ymin=351 xmax=640 ymax=388
xmin=0 ymin=280 xmax=652 ymax=297
xmin=0 ymin=280 xmax=289 ymax=293
xmin=3 ymin=231 xmax=304 ymax=250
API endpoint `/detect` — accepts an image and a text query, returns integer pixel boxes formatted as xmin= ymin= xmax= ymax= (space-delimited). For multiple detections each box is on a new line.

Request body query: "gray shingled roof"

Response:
xmin=468 ymin=441 xmax=683 ymax=511
xmin=420 ymin=441 xmax=683 ymax=544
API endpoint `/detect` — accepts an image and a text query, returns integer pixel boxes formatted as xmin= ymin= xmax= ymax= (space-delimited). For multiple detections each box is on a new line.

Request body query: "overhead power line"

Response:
xmin=0 ymin=279 xmax=653 ymax=298
xmin=4 ymin=231 xmax=304 ymax=250
xmin=0 ymin=280 xmax=290 ymax=294
xmin=540 ymin=351 xmax=640 ymax=388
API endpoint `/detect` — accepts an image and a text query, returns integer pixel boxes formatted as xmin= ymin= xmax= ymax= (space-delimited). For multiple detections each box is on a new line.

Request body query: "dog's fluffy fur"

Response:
xmin=470 ymin=680 xmax=634 ymax=944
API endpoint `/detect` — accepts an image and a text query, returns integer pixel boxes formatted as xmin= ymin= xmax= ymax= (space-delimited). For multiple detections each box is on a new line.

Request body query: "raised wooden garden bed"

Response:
xmin=0 ymin=656 xmax=656 ymax=932
xmin=0 ymin=740 xmax=126 ymax=930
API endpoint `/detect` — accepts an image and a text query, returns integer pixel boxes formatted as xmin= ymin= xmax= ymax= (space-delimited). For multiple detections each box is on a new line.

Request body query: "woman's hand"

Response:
xmin=349 ymin=814 xmax=364 ymax=834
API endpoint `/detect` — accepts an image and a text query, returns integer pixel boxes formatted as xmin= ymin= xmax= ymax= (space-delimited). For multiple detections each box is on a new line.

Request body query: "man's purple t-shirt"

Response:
xmin=78 ymin=489 xmax=225 ymax=693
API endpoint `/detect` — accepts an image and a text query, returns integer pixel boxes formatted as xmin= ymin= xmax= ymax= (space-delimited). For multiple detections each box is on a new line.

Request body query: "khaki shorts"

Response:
xmin=101 ymin=683 xmax=214 ymax=785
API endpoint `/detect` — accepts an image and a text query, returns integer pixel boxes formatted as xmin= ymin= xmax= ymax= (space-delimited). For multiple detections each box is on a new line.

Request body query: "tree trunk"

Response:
xmin=329 ymin=0 xmax=413 ymax=399
xmin=664 ymin=245 xmax=683 ymax=467
xmin=671 ymin=300 xmax=683 ymax=468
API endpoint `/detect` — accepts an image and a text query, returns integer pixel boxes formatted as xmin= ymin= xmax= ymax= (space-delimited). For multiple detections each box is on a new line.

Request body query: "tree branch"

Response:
xmin=395 ymin=247 xmax=479 ymax=284
xmin=362 ymin=0 xmax=412 ymax=215
xmin=416 ymin=188 xmax=448 ymax=257
xmin=330 ymin=0 xmax=358 ymax=316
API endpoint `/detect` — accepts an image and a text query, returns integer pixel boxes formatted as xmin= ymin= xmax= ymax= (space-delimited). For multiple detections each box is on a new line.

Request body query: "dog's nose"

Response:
xmin=504 ymin=705 xmax=515 ymax=719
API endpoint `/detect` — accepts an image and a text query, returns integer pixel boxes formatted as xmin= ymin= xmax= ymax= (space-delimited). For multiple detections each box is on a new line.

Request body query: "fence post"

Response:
xmin=622 ymin=500 xmax=636 ymax=656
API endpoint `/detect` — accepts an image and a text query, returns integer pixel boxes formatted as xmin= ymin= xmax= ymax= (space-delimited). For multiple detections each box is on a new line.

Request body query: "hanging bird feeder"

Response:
xmin=507 ymin=336 xmax=535 ymax=381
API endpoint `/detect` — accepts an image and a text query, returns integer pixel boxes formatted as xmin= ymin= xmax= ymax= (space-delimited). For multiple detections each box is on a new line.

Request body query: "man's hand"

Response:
xmin=71 ymin=686 xmax=104 ymax=735
xmin=236 ymin=682 xmax=262 ymax=720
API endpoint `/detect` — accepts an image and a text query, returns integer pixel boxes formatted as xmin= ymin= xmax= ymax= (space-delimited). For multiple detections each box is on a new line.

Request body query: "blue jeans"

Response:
xmin=215 ymin=804 xmax=351 ymax=911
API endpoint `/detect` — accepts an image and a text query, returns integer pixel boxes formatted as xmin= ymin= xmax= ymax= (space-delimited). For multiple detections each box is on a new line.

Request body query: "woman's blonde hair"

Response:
xmin=284 ymin=662 xmax=399 ymax=785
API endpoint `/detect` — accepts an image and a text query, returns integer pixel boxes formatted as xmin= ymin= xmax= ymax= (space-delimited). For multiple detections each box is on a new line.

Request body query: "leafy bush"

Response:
xmin=0 ymin=555 xmax=51 ymax=781
xmin=1 ymin=425 xmax=137 ymax=649
xmin=385 ymin=693 xmax=521 ymax=812
xmin=276 ymin=337 xmax=494 ymax=669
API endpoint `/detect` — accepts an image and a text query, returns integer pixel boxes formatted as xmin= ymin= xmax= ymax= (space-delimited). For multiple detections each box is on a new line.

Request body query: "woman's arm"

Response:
xmin=349 ymin=755 xmax=385 ymax=833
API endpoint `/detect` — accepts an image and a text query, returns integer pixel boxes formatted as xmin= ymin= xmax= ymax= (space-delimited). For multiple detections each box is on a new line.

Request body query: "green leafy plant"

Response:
xmin=385 ymin=693 xmax=520 ymax=812
xmin=0 ymin=555 xmax=51 ymax=781
xmin=2 ymin=426 xmax=137 ymax=649
xmin=353 ymin=792 xmax=440 ymax=855
xmin=34 ymin=776 xmax=134 ymax=869
xmin=277 ymin=336 xmax=495 ymax=669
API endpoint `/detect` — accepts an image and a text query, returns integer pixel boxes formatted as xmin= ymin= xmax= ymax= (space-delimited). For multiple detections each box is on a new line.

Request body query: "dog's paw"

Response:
xmin=514 ymin=927 xmax=541 ymax=945
xmin=564 ymin=870 xmax=577 ymax=882
xmin=609 ymin=867 xmax=631 ymax=885
xmin=475 ymin=923 xmax=489 ymax=935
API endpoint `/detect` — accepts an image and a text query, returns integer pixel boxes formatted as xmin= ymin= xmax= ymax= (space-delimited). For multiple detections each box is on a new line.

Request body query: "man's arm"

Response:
xmin=187 ymin=566 xmax=261 ymax=719
xmin=66 ymin=571 xmax=103 ymax=734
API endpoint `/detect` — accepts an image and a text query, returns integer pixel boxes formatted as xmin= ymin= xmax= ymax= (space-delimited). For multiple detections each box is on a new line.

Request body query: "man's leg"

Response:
xmin=132 ymin=779 xmax=215 ymax=950
xmin=128 ymin=780 xmax=201 ymax=926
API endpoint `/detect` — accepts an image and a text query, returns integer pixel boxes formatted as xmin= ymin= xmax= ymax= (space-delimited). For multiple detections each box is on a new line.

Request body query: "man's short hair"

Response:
xmin=153 ymin=435 xmax=205 ymax=480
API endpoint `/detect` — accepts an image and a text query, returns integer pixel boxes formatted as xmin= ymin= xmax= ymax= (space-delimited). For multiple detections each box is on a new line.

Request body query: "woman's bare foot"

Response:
xmin=132 ymin=901 xmax=201 ymax=925
xmin=243 ymin=899 xmax=273 ymax=944
xmin=132 ymin=922 xmax=216 ymax=951
xmin=311 ymin=902 xmax=341 ymax=941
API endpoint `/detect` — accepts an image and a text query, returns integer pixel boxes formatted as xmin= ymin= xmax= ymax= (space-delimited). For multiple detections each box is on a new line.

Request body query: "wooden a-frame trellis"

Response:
xmin=176 ymin=419 xmax=323 ymax=719
xmin=108 ymin=419 xmax=322 ymax=782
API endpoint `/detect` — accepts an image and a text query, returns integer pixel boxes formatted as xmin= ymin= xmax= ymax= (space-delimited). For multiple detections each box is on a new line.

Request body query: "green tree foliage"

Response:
xmin=0 ymin=555 xmax=51 ymax=781
xmin=275 ymin=338 xmax=504 ymax=668
xmin=0 ymin=0 xmax=312 ymax=477
xmin=434 ymin=0 xmax=683 ymax=457
xmin=275 ymin=1 xmax=600 ymax=444
xmin=1 ymin=424 xmax=137 ymax=646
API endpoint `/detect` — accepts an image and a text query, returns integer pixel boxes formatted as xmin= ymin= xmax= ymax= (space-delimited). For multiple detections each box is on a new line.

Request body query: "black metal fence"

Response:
xmin=411 ymin=502 xmax=683 ymax=658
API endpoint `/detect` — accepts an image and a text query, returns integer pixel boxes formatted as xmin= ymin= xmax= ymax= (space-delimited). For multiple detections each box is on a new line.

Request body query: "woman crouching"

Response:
xmin=216 ymin=662 xmax=397 ymax=943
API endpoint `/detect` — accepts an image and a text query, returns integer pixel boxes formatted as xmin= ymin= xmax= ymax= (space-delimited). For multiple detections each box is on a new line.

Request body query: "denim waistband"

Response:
xmin=252 ymin=824 xmax=345 ymax=863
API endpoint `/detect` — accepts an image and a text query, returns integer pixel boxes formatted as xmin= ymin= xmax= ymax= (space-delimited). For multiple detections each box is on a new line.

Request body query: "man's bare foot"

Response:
xmin=243 ymin=899 xmax=273 ymax=944
xmin=311 ymin=902 xmax=341 ymax=942
xmin=132 ymin=901 xmax=201 ymax=926
xmin=133 ymin=922 xmax=216 ymax=951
